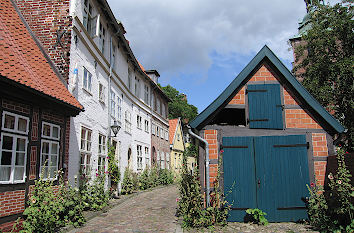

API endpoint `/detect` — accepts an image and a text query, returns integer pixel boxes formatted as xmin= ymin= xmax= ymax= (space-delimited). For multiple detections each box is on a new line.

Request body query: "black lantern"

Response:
xmin=110 ymin=120 xmax=120 ymax=137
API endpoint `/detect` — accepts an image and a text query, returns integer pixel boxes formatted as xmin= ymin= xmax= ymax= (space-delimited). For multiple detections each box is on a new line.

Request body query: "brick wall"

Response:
xmin=2 ymin=99 xmax=30 ymax=115
xmin=0 ymin=219 xmax=23 ymax=232
xmin=0 ymin=190 xmax=25 ymax=217
xmin=42 ymin=109 xmax=65 ymax=124
xmin=249 ymin=64 xmax=278 ymax=82
xmin=204 ymin=130 xmax=218 ymax=187
xmin=228 ymin=87 xmax=245 ymax=105
xmin=14 ymin=0 xmax=72 ymax=82
xmin=285 ymin=109 xmax=322 ymax=129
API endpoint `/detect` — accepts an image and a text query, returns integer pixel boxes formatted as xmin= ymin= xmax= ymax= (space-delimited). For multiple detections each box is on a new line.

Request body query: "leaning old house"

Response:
xmin=0 ymin=0 xmax=83 ymax=231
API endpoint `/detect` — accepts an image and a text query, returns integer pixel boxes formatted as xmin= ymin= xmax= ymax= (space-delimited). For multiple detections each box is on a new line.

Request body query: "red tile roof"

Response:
xmin=169 ymin=118 xmax=179 ymax=144
xmin=0 ymin=0 xmax=83 ymax=111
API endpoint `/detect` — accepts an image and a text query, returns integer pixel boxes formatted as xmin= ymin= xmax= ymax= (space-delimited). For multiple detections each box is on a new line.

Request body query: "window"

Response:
xmin=157 ymin=150 xmax=160 ymax=168
xmin=156 ymin=126 xmax=159 ymax=137
xmin=156 ymin=98 xmax=161 ymax=114
xmin=137 ymin=145 xmax=142 ymax=171
xmin=80 ymin=127 xmax=92 ymax=176
xmin=111 ymin=45 xmax=116 ymax=71
xmin=136 ymin=115 xmax=142 ymax=129
xmin=144 ymin=84 xmax=149 ymax=104
xmin=134 ymin=77 xmax=140 ymax=97
xmin=144 ymin=120 xmax=149 ymax=133
xmin=98 ymin=134 xmax=106 ymax=174
xmin=128 ymin=69 xmax=132 ymax=91
xmin=166 ymin=153 xmax=170 ymax=169
xmin=161 ymin=152 xmax=165 ymax=169
xmin=151 ymin=123 xmax=155 ymax=135
xmin=165 ymin=130 xmax=169 ymax=141
xmin=151 ymin=93 xmax=155 ymax=110
xmin=2 ymin=111 xmax=29 ymax=134
xmin=162 ymin=104 xmax=165 ymax=118
xmin=174 ymin=153 xmax=177 ymax=169
xmin=117 ymin=95 xmax=122 ymax=122
xmin=0 ymin=133 xmax=27 ymax=183
xmin=144 ymin=147 xmax=149 ymax=167
xmin=99 ymin=23 xmax=105 ymax=54
xmin=177 ymin=133 xmax=180 ymax=141
xmin=125 ymin=111 xmax=131 ymax=134
xmin=83 ymin=67 xmax=92 ymax=92
xmin=40 ymin=122 xmax=60 ymax=179
xmin=1 ymin=112 xmax=29 ymax=183
xmin=99 ymin=83 xmax=105 ymax=103
xmin=160 ymin=128 xmax=164 ymax=139
xmin=83 ymin=0 xmax=93 ymax=35
xmin=110 ymin=91 xmax=116 ymax=118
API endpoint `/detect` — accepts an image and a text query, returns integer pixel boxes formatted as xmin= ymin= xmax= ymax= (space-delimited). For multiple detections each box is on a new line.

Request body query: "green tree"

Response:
xmin=294 ymin=1 xmax=354 ymax=151
xmin=161 ymin=85 xmax=198 ymax=122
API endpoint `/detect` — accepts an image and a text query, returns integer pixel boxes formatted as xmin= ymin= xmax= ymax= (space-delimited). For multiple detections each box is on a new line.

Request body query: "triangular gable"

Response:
xmin=189 ymin=45 xmax=344 ymax=134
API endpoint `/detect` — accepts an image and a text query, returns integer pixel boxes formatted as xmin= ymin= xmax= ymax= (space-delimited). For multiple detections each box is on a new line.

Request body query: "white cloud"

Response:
xmin=107 ymin=0 xmax=307 ymax=75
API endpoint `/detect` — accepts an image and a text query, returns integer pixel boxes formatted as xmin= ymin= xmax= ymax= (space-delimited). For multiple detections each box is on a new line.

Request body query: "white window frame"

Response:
xmin=160 ymin=128 xmax=164 ymax=139
xmin=134 ymin=77 xmax=140 ymax=98
xmin=161 ymin=152 xmax=165 ymax=169
xmin=80 ymin=127 xmax=92 ymax=176
xmin=125 ymin=111 xmax=132 ymax=134
xmin=156 ymin=125 xmax=159 ymax=137
xmin=110 ymin=91 xmax=116 ymax=118
xmin=40 ymin=139 xmax=59 ymax=180
xmin=144 ymin=120 xmax=149 ymax=133
xmin=117 ymin=95 xmax=122 ymax=122
xmin=137 ymin=115 xmax=142 ymax=129
xmin=99 ymin=22 xmax=105 ymax=54
xmin=144 ymin=147 xmax=149 ymax=167
xmin=0 ymin=133 xmax=28 ymax=184
xmin=99 ymin=83 xmax=106 ymax=104
xmin=137 ymin=145 xmax=142 ymax=171
xmin=83 ymin=0 xmax=93 ymax=35
xmin=166 ymin=152 xmax=170 ymax=169
xmin=144 ymin=84 xmax=149 ymax=105
xmin=98 ymin=154 xmax=106 ymax=173
xmin=41 ymin=122 xmax=61 ymax=140
xmin=1 ymin=111 xmax=29 ymax=134
xmin=83 ymin=67 xmax=92 ymax=93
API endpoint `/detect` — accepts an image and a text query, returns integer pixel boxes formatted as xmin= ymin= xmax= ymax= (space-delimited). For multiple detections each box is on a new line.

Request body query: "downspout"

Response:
xmin=187 ymin=125 xmax=210 ymax=207
xmin=108 ymin=36 xmax=112 ymax=142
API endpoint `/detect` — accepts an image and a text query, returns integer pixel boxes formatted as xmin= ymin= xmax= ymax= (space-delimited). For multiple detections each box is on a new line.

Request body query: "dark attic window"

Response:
xmin=209 ymin=108 xmax=246 ymax=126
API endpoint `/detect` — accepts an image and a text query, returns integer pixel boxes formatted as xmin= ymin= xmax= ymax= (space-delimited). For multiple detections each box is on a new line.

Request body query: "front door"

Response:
xmin=223 ymin=135 xmax=310 ymax=222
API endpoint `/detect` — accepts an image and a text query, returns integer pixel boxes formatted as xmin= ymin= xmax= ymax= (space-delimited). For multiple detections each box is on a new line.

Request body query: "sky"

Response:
xmin=107 ymin=0 xmax=309 ymax=113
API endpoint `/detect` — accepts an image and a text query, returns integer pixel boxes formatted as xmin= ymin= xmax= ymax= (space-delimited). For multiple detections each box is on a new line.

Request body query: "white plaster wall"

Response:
xmin=68 ymin=0 xmax=158 ymax=187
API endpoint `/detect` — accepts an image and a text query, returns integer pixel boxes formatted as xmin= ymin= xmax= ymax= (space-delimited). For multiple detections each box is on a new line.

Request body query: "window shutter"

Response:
xmin=247 ymin=84 xmax=283 ymax=129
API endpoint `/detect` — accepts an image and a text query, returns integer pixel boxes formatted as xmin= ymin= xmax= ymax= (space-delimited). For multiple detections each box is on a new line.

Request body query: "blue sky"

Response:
xmin=107 ymin=0 xmax=311 ymax=113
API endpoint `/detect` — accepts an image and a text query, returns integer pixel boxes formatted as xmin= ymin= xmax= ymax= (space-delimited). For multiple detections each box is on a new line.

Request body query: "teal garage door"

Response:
xmin=223 ymin=135 xmax=310 ymax=222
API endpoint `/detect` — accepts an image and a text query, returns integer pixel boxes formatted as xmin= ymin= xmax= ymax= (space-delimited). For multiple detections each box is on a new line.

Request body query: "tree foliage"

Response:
xmin=161 ymin=85 xmax=198 ymax=122
xmin=294 ymin=1 xmax=354 ymax=151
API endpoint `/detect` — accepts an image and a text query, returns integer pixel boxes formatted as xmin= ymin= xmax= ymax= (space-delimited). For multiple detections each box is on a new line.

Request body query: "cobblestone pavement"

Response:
xmin=185 ymin=222 xmax=318 ymax=233
xmin=69 ymin=185 xmax=317 ymax=233
xmin=69 ymin=185 xmax=181 ymax=233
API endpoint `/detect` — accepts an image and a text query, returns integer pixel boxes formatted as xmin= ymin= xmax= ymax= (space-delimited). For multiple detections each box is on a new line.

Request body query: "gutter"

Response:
xmin=187 ymin=125 xmax=210 ymax=207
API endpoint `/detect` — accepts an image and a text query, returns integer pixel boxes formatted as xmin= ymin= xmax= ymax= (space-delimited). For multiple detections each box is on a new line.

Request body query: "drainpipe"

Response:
xmin=187 ymin=125 xmax=210 ymax=207
xmin=108 ymin=36 xmax=112 ymax=141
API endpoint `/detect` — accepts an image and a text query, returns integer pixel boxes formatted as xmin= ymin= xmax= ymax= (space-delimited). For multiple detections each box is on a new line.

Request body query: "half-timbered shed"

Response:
xmin=189 ymin=45 xmax=345 ymax=222
xmin=0 ymin=1 xmax=83 ymax=230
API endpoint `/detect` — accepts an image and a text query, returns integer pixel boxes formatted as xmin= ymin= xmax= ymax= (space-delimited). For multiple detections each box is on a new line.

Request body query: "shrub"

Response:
xmin=107 ymin=146 xmax=120 ymax=185
xmin=121 ymin=167 xmax=135 ymax=194
xmin=149 ymin=165 xmax=160 ymax=188
xmin=138 ymin=167 xmax=151 ymax=190
xmin=159 ymin=169 xmax=174 ymax=185
xmin=307 ymin=147 xmax=354 ymax=232
xmin=79 ymin=174 xmax=110 ymax=211
xmin=22 ymin=171 xmax=85 ymax=232
xmin=178 ymin=152 xmax=229 ymax=228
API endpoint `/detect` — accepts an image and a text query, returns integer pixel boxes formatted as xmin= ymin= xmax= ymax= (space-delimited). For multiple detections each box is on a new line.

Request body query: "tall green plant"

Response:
xmin=307 ymin=147 xmax=354 ymax=232
xmin=121 ymin=167 xmax=135 ymax=194
xmin=79 ymin=174 xmax=110 ymax=211
xmin=107 ymin=146 xmax=120 ymax=185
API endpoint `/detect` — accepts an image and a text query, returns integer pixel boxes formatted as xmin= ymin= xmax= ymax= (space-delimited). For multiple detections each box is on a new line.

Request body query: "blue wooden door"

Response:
xmin=223 ymin=137 xmax=257 ymax=221
xmin=223 ymin=135 xmax=310 ymax=222
xmin=247 ymin=84 xmax=283 ymax=129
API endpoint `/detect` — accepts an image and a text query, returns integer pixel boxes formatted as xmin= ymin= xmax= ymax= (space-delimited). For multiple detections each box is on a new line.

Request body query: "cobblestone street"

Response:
xmin=69 ymin=185 xmax=181 ymax=233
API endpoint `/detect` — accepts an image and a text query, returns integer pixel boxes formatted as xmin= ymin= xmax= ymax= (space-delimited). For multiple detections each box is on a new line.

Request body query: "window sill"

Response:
xmin=0 ymin=180 xmax=25 ymax=185
xmin=82 ymin=88 xmax=93 ymax=96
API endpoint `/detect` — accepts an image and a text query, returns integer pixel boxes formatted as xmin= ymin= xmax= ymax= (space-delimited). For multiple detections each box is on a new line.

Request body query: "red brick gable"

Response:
xmin=0 ymin=0 xmax=83 ymax=110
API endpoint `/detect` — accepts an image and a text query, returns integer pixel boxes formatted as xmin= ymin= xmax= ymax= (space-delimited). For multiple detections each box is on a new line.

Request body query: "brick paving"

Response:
xmin=69 ymin=185 xmax=181 ymax=233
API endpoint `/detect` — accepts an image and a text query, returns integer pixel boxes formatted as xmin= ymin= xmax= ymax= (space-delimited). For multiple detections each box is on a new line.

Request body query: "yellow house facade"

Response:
xmin=169 ymin=118 xmax=185 ymax=176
